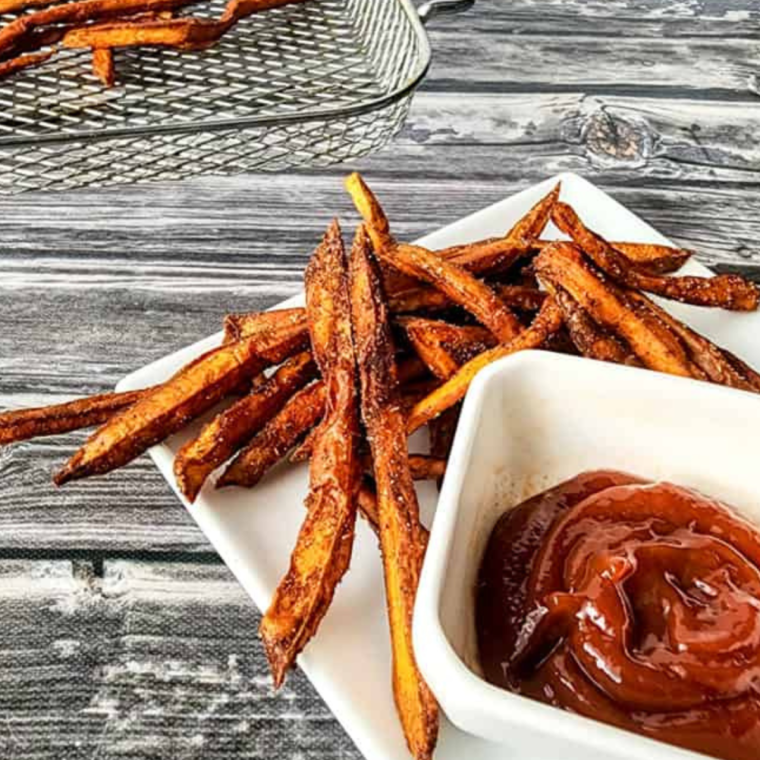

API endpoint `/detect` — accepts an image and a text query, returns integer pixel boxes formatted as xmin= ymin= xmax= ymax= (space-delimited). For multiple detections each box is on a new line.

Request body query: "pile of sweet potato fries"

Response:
xmin=3 ymin=174 xmax=760 ymax=758
xmin=0 ymin=0 xmax=304 ymax=85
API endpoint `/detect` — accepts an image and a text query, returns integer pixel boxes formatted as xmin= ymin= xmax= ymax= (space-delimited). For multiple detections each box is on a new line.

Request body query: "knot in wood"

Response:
xmin=582 ymin=109 xmax=652 ymax=166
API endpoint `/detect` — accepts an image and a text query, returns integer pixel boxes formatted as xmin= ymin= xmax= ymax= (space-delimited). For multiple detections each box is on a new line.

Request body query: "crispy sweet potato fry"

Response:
xmin=505 ymin=182 xmax=561 ymax=241
xmin=217 ymin=380 xmax=325 ymax=488
xmin=174 ymin=350 xmax=316 ymax=502
xmin=407 ymin=297 xmax=564 ymax=433
xmin=534 ymin=239 xmax=692 ymax=275
xmin=377 ymin=243 xmax=522 ymax=342
xmin=428 ymin=404 xmax=459 ymax=489
xmin=92 ymin=47 xmax=114 ymax=86
xmin=60 ymin=0 xmax=303 ymax=50
xmin=54 ymin=319 xmax=307 ymax=485
xmin=259 ymin=220 xmax=361 ymax=688
xmin=223 ymin=307 xmax=307 ymax=344
xmin=534 ymin=242 xmax=700 ymax=378
xmin=400 ymin=317 xmax=495 ymax=380
xmin=0 ymin=48 xmax=54 ymax=77
xmin=0 ymin=0 xmax=197 ymax=59
xmin=286 ymin=417 xmax=320 ymax=465
xmin=350 ymin=225 xmax=439 ymax=760
xmin=389 ymin=282 xmax=545 ymax=316
xmin=344 ymin=172 xmax=392 ymax=251
xmin=0 ymin=387 xmax=147 ymax=445
xmin=626 ymin=290 xmax=758 ymax=392
xmin=553 ymin=287 xmax=639 ymax=365
xmin=362 ymin=453 xmax=446 ymax=482
xmin=552 ymin=202 xmax=758 ymax=311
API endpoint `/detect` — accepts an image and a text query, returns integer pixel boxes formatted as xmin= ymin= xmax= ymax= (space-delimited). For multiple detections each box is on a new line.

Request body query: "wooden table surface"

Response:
xmin=0 ymin=1 xmax=758 ymax=757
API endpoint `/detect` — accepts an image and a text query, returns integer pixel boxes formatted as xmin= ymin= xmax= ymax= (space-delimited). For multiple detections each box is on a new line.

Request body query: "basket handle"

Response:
xmin=417 ymin=0 xmax=475 ymax=25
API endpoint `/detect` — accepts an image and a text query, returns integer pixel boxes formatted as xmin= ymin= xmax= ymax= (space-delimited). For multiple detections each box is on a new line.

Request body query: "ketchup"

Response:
xmin=476 ymin=470 xmax=760 ymax=760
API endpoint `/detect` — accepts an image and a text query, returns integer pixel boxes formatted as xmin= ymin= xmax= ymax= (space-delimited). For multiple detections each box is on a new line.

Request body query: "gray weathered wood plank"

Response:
xmin=0 ymin=559 xmax=359 ymax=759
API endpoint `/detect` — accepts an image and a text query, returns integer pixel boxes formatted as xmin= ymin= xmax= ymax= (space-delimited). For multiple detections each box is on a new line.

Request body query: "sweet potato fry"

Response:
xmin=534 ymin=242 xmax=700 ymax=378
xmin=389 ymin=283 xmax=545 ymax=315
xmin=428 ymin=404 xmax=459 ymax=489
xmin=350 ymin=224 xmax=438 ymax=760
xmin=0 ymin=387 xmax=147 ymax=445
xmin=223 ymin=307 xmax=307 ymax=344
xmin=552 ymin=202 xmax=758 ymax=311
xmin=217 ymin=380 xmax=325 ymax=488
xmin=626 ymin=290 xmax=758 ymax=392
xmin=91 ymin=47 xmax=114 ymax=86
xmin=407 ymin=297 xmax=564 ymax=433
xmin=0 ymin=0 xmax=197 ymax=59
xmin=362 ymin=454 xmax=446 ymax=482
xmin=553 ymin=287 xmax=639 ymax=365
xmin=0 ymin=48 xmax=54 ymax=78
xmin=286 ymin=417 xmax=320 ymax=464
xmin=441 ymin=238 xmax=531 ymax=276
xmin=534 ymin=239 xmax=692 ymax=275
xmin=54 ymin=319 xmax=308 ymax=485
xmin=376 ymin=243 xmax=522 ymax=342
xmin=174 ymin=350 xmax=316 ymax=502
xmin=344 ymin=172 xmax=392 ymax=251
xmin=60 ymin=0 xmax=302 ymax=51
xmin=400 ymin=317 xmax=495 ymax=380
xmin=505 ymin=182 xmax=561 ymax=241
xmin=259 ymin=220 xmax=361 ymax=688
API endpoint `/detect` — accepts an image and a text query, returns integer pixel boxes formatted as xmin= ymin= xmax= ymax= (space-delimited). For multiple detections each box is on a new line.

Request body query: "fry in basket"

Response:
xmin=553 ymin=287 xmax=639 ymax=365
xmin=350 ymin=224 xmax=439 ymax=760
xmin=217 ymin=380 xmax=324 ymax=488
xmin=174 ymin=350 xmax=317 ymax=501
xmin=91 ymin=47 xmax=115 ymax=86
xmin=552 ymin=202 xmax=758 ymax=311
xmin=407 ymin=296 xmax=564 ymax=433
xmin=54 ymin=318 xmax=307 ymax=485
xmin=259 ymin=220 xmax=361 ymax=688
xmin=534 ymin=241 xmax=701 ymax=378
xmin=0 ymin=48 xmax=54 ymax=77
xmin=0 ymin=387 xmax=148 ymax=445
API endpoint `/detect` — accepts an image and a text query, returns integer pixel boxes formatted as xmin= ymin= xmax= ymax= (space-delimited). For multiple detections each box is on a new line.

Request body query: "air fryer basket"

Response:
xmin=0 ymin=0 xmax=473 ymax=193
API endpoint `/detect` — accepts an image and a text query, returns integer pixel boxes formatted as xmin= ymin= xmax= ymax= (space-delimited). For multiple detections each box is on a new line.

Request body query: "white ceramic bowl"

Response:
xmin=414 ymin=350 xmax=760 ymax=760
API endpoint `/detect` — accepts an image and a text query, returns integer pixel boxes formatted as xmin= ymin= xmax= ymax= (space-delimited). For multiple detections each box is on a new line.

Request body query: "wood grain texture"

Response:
xmin=0 ymin=559 xmax=359 ymax=759
xmin=0 ymin=0 xmax=759 ymax=754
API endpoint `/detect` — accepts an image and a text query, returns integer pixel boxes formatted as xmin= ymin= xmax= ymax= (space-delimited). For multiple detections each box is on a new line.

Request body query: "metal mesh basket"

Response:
xmin=0 ymin=0 xmax=472 ymax=193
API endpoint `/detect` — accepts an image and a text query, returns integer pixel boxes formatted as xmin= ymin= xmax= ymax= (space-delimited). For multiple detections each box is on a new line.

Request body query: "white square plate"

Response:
xmin=117 ymin=173 xmax=760 ymax=760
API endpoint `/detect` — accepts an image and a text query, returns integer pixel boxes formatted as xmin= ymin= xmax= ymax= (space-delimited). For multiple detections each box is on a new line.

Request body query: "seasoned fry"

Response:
xmin=534 ymin=239 xmax=692 ymax=275
xmin=350 ymin=224 xmax=439 ymax=760
xmin=442 ymin=238 xmax=531 ymax=276
xmin=0 ymin=387 xmax=147 ymax=445
xmin=611 ymin=241 xmax=692 ymax=274
xmin=377 ymin=243 xmax=522 ymax=342
xmin=505 ymin=182 xmax=561 ymax=241
xmin=626 ymin=290 xmax=758 ymax=392
xmin=0 ymin=0 xmax=197 ymax=59
xmin=534 ymin=242 xmax=700 ymax=378
xmin=344 ymin=172 xmax=393 ymax=251
xmin=552 ymin=287 xmax=639 ymax=365
xmin=91 ymin=47 xmax=115 ymax=86
xmin=217 ymin=380 xmax=325 ymax=488
xmin=389 ymin=282 xmax=545 ymax=315
xmin=174 ymin=350 xmax=316 ymax=502
xmin=54 ymin=319 xmax=307 ymax=485
xmin=287 ymin=417 xmax=321 ymax=465
xmin=400 ymin=317 xmax=495 ymax=380
xmin=259 ymin=220 xmax=361 ymax=688
xmin=428 ymin=404 xmax=459 ymax=489
xmin=407 ymin=297 xmax=564 ymax=433
xmin=0 ymin=48 xmax=54 ymax=77
xmin=356 ymin=480 xmax=381 ymax=534
xmin=552 ymin=202 xmax=758 ymax=311
xmin=362 ymin=454 xmax=446 ymax=482
xmin=223 ymin=307 xmax=307 ymax=344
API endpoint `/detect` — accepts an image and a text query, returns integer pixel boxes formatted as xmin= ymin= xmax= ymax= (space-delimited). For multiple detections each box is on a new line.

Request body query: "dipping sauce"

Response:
xmin=476 ymin=470 xmax=760 ymax=760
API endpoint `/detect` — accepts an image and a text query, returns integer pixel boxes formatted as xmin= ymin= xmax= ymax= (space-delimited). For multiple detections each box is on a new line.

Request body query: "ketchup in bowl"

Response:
xmin=476 ymin=470 xmax=760 ymax=760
